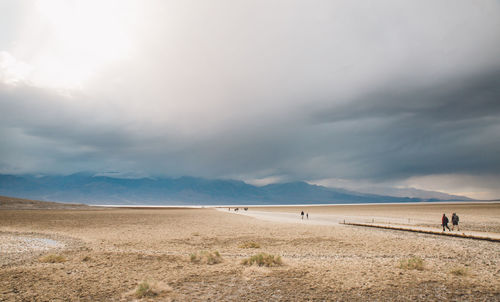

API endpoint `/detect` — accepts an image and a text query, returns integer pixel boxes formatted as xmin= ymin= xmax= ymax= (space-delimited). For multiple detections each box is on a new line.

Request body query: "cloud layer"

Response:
xmin=1 ymin=1 xmax=500 ymax=198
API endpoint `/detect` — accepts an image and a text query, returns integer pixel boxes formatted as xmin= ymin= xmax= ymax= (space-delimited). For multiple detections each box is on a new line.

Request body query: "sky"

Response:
xmin=1 ymin=0 xmax=500 ymax=199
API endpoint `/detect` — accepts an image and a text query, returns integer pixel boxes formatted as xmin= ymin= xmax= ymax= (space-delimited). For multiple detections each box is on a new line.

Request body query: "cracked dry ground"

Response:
xmin=1 ymin=208 xmax=499 ymax=301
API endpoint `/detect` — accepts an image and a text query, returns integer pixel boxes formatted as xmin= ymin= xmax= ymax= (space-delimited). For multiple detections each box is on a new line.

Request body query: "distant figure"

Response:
xmin=301 ymin=211 xmax=304 ymax=220
xmin=452 ymin=213 xmax=460 ymax=231
xmin=442 ymin=214 xmax=450 ymax=231
xmin=306 ymin=213 xmax=309 ymax=220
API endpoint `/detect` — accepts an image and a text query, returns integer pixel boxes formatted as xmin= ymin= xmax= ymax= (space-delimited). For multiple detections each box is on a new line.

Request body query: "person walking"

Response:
xmin=306 ymin=213 xmax=309 ymax=220
xmin=301 ymin=211 xmax=304 ymax=220
xmin=451 ymin=213 xmax=460 ymax=231
xmin=442 ymin=214 xmax=450 ymax=231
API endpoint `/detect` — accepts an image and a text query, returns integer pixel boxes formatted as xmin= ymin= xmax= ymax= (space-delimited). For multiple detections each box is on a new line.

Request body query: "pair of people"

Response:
xmin=300 ymin=211 xmax=309 ymax=220
xmin=442 ymin=213 xmax=460 ymax=231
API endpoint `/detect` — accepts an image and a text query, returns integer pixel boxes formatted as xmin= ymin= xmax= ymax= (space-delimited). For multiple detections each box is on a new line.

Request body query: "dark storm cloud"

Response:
xmin=1 ymin=68 xmax=499 ymax=183
xmin=2 ymin=1 xmax=500 ymax=198
xmin=309 ymin=69 xmax=500 ymax=180
xmin=0 ymin=84 xmax=133 ymax=148
xmin=315 ymin=70 xmax=500 ymax=123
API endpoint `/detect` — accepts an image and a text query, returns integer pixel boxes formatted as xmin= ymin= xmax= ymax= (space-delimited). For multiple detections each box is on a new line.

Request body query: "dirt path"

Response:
xmin=343 ymin=222 xmax=500 ymax=242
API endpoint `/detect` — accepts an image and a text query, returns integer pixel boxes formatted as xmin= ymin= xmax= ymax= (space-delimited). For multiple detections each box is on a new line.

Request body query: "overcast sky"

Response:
xmin=1 ymin=0 xmax=500 ymax=199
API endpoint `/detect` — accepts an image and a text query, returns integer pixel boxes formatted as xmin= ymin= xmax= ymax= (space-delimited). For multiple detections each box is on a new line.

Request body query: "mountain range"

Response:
xmin=0 ymin=173 xmax=471 ymax=205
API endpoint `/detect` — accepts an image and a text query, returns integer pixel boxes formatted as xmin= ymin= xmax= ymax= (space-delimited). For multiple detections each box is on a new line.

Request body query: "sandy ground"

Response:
xmin=1 ymin=198 xmax=499 ymax=301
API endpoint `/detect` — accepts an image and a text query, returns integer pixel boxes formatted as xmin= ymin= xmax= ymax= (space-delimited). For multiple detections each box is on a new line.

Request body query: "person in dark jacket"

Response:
xmin=451 ymin=213 xmax=460 ymax=231
xmin=301 ymin=211 xmax=304 ymax=220
xmin=442 ymin=214 xmax=450 ymax=231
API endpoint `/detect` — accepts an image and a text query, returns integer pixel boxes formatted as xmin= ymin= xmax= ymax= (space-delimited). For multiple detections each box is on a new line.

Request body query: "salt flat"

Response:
xmin=220 ymin=203 xmax=500 ymax=240
xmin=1 ymin=197 xmax=499 ymax=301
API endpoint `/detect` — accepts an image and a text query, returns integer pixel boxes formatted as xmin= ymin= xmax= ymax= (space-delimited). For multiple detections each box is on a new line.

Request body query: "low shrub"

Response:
xmin=190 ymin=251 xmax=222 ymax=265
xmin=450 ymin=267 xmax=468 ymax=276
xmin=135 ymin=281 xmax=157 ymax=298
xmin=39 ymin=254 xmax=66 ymax=263
xmin=238 ymin=242 xmax=261 ymax=249
xmin=130 ymin=280 xmax=172 ymax=300
xmin=399 ymin=257 xmax=424 ymax=270
xmin=242 ymin=253 xmax=282 ymax=267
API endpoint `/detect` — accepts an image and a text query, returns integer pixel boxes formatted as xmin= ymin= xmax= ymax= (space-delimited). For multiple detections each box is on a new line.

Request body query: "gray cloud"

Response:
xmin=309 ymin=70 xmax=500 ymax=179
xmin=1 ymin=1 xmax=500 ymax=198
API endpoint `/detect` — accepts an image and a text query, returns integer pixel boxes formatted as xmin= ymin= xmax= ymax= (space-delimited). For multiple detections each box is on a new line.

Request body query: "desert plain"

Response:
xmin=1 ymin=196 xmax=499 ymax=301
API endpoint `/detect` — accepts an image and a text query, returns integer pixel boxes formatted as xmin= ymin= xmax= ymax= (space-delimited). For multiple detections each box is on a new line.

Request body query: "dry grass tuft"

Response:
xmin=135 ymin=281 xmax=157 ymax=298
xmin=190 ymin=251 xmax=222 ymax=265
xmin=238 ymin=241 xmax=261 ymax=249
xmin=127 ymin=281 xmax=172 ymax=300
xmin=39 ymin=254 xmax=66 ymax=263
xmin=450 ymin=266 xmax=468 ymax=276
xmin=399 ymin=257 xmax=424 ymax=270
xmin=242 ymin=253 xmax=283 ymax=267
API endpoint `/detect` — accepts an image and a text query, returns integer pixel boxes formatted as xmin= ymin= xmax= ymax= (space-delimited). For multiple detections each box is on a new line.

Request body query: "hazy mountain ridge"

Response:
xmin=351 ymin=186 xmax=472 ymax=201
xmin=0 ymin=173 xmax=471 ymax=205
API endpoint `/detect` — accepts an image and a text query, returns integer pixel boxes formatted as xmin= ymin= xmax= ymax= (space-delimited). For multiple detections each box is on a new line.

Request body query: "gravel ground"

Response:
xmin=0 ymin=232 xmax=84 ymax=268
xmin=1 ymin=234 xmax=64 ymax=253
